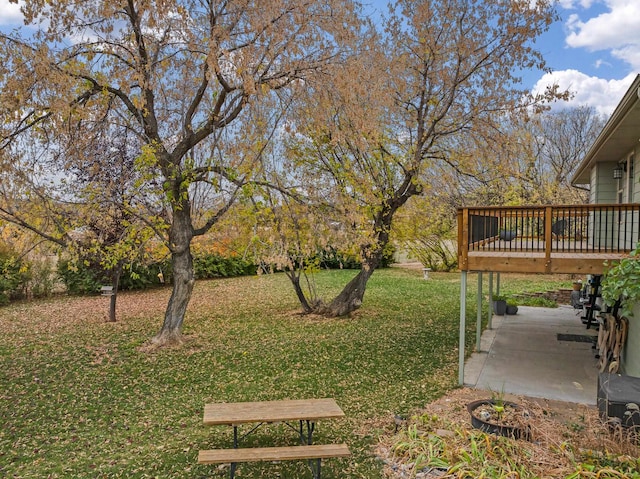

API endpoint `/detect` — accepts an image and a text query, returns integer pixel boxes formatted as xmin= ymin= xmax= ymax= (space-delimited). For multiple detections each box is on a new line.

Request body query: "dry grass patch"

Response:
xmin=377 ymin=388 xmax=640 ymax=479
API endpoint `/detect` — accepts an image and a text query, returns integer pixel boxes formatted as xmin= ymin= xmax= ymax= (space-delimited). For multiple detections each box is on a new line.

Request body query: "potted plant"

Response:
xmin=601 ymin=245 xmax=640 ymax=319
xmin=506 ymin=298 xmax=518 ymax=315
xmin=499 ymin=230 xmax=517 ymax=241
xmin=601 ymin=245 xmax=640 ymax=376
xmin=467 ymin=393 xmax=532 ymax=440
xmin=492 ymin=294 xmax=507 ymax=315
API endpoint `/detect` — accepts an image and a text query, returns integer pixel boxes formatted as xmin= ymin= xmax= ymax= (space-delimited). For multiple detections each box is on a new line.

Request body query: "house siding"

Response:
xmin=626 ymin=117 xmax=640 ymax=376
xmin=626 ymin=305 xmax=640 ymax=376
xmin=590 ymin=164 xmax=619 ymax=248
xmin=623 ymin=150 xmax=639 ymax=249
xmin=593 ymin=163 xmax=618 ymax=203
xmin=632 ymin=148 xmax=640 ymax=203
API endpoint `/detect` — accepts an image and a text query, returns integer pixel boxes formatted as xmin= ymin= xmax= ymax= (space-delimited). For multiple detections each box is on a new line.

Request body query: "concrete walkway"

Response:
xmin=464 ymin=305 xmax=599 ymax=405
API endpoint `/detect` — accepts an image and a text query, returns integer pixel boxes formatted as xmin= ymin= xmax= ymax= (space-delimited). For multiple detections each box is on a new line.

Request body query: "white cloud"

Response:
xmin=558 ymin=0 xmax=596 ymax=9
xmin=565 ymin=0 xmax=640 ymax=69
xmin=532 ymin=70 xmax=636 ymax=115
xmin=611 ymin=46 xmax=640 ymax=71
xmin=593 ymin=59 xmax=611 ymax=69
xmin=0 ymin=0 xmax=23 ymax=26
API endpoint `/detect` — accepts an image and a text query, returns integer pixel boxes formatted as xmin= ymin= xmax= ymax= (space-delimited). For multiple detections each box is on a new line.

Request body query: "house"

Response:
xmin=572 ymin=75 xmax=640 ymax=209
xmin=456 ymin=74 xmax=640 ymax=383
xmin=571 ymin=73 xmax=640 ymax=377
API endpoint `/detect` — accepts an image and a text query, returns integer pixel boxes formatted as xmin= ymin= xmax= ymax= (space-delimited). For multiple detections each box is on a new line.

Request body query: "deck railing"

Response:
xmin=457 ymin=204 xmax=640 ymax=274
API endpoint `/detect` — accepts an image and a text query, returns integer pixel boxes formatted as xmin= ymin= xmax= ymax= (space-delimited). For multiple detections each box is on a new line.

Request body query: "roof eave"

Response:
xmin=571 ymin=74 xmax=640 ymax=186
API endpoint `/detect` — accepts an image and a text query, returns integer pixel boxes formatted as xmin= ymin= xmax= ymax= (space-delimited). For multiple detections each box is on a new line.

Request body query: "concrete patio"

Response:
xmin=464 ymin=304 xmax=600 ymax=405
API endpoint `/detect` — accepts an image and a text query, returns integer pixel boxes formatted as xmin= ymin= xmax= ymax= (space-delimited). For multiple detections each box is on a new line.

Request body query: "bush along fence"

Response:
xmin=57 ymin=253 xmax=257 ymax=297
xmin=0 ymin=248 xmax=27 ymax=306
xmin=2 ymin=244 xmax=395 ymax=305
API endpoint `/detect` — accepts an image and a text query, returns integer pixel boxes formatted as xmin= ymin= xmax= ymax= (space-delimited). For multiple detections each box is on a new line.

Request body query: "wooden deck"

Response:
xmin=458 ymin=204 xmax=639 ymax=274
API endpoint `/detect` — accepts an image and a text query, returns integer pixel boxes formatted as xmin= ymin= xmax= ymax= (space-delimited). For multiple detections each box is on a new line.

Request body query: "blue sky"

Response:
xmin=1 ymin=0 xmax=638 ymax=116
xmin=367 ymin=0 xmax=640 ymax=115
xmin=528 ymin=0 xmax=639 ymax=115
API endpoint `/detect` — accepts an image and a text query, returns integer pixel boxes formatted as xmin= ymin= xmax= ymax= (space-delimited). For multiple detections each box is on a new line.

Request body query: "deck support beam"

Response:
xmin=488 ymin=272 xmax=493 ymax=330
xmin=459 ymin=271 xmax=467 ymax=386
xmin=476 ymin=272 xmax=483 ymax=352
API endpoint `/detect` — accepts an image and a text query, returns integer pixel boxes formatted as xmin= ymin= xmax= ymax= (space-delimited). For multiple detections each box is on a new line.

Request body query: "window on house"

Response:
xmin=618 ymin=174 xmax=624 ymax=204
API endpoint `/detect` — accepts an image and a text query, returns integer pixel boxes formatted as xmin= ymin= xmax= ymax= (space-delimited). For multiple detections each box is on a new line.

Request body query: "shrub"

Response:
xmin=27 ymin=257 xmax=57 ymax=298
xmin=57 ymin=257 xmax=106 ymax=295
xmin=58 ymin=256 xmax=173 ymax=294
xmin=58 ymin=246 xmax=256 ymax=294
xmin=316 ymin=247 xmax=361 ymax=270
xmin=314 ymin=243 xmax=396 ymax=270
xmin=119 ymin=259 xmax=173 ymax=290
xmin=0 ymin=247 xmax=29 ymax=305
xmin=404 ymin=238 xmax=458 ymax=272
xmin=602 ymin=244 xmax=640 ymax=317
xmin=193 ymin=254 xmax=255 ymax=279
xmin=59 ymin=250 xmax=254 ymax=295
xmin=381 ymin=243 xmax=397 ymax=268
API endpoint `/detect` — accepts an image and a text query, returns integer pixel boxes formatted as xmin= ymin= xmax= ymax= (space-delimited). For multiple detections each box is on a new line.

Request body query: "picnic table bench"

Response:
xmin=198 ymin=398 xmax=350 ymax=479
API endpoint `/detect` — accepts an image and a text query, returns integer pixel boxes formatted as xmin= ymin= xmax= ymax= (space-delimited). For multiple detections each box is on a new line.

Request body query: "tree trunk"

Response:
xmin=313 ymin=202 xmax=401 ymax=317
xmin=296 ymin=176 xmax=418 ymax=317
xmin=153 ymin=207 xmax=194 ymax=346
xmin=319 ymin=262 xmax=377 ymax=316
xmin=286 ymin=269 xmax=314 ymax=314
xmin=107 ymin=263 xmax=123 ymax=323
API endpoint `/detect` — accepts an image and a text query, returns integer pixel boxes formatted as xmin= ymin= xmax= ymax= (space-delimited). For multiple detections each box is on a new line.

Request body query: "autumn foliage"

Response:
xmin=0 ymin=0 xmax=579 ymax=336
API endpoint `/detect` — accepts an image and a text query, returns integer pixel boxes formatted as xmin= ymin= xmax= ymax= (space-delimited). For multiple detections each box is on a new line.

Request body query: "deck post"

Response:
xmin=488 ymin=271 xmax=493 ymax=330
xmin=476 ymin=272 xmax=483 ymax=351
xmin=544 ymin=206 xmax=553 ymax=272
xmin=496 ymin=273 xmax=500 ymax=296
xmin=459 ymin=271 xmax=467 ymax=386
xmin=458 ymin=209 xmax=469 ymax=271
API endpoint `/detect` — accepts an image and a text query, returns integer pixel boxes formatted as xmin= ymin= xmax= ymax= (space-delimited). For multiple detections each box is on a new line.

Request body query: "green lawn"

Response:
xmin=0 ymin=268 xmax=569 ymax=478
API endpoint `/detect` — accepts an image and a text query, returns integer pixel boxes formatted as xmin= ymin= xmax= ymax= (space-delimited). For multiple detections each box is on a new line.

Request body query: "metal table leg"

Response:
xmin=229 ymin=425 xmax=238 ymax=479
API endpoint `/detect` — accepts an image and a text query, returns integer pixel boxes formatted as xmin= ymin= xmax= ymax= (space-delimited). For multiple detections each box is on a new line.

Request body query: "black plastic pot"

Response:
xmin=467 ymin=399 xmax=531 ymax=441
xmin=499 ymin=230 xmax=517 ymax=241
xmin=492 ymin=300 xmax=507 ymax=315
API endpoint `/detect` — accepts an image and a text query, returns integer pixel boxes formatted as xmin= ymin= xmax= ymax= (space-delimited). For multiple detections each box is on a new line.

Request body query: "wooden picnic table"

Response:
xmin=199 ymin=398 xmax=350 ymax=479
xmin=203 ymin=397 xmax=346 ymax=426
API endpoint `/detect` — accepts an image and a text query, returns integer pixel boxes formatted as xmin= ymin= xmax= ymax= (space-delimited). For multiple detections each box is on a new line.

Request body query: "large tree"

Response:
xmin=278 ymin=0 xmax=562 ymax=316
xmin=0 ymin=0 xmax=361 ymax=344
xmin=507 ymin=106 xmax=606 ymax=204
xmin=66 ymin=124 xmax=158 ymax=323
xmin=0 ymin=87 xmax=163 ymax=322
